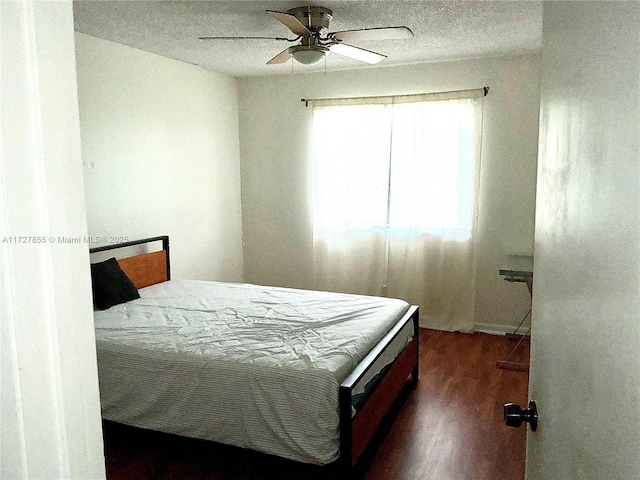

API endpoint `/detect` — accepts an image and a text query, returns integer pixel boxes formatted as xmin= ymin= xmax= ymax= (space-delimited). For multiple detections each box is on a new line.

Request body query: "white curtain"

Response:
xmin=312 ymin=96 xmax=482 ymax=332
xmin=312 ymin=104 xmax=391 ymax=295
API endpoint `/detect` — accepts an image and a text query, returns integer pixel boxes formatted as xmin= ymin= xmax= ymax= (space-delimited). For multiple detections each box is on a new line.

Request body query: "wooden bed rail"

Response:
xmin=340 ymin=305 xmax=419 ymax=468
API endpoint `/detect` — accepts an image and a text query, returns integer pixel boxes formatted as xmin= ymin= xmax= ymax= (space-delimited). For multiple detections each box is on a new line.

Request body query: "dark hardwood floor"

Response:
xmin=103 ymin=329 xmax=530 ymax=480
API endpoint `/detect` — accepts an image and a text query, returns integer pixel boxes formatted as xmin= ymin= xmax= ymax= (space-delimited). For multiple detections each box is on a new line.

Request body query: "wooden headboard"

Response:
xmin=89 ymin=236 xmax=170 ymax=289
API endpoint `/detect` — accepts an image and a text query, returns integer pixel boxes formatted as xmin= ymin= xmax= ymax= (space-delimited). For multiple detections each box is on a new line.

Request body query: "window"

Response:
xmin=312 ymin=103 xmax=391 ymax=231
xmin=312 ymin=95 xmax=481 ymax=240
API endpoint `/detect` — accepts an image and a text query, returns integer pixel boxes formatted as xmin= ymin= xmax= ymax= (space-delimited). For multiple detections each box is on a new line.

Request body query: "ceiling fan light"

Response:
xmin=289 ymin=45 xmax=329 ymax=65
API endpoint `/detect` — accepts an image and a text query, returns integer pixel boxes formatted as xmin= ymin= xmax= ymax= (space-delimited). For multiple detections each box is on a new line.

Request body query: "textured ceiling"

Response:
xmin=73 ymin=1 xmax=542 ymax=77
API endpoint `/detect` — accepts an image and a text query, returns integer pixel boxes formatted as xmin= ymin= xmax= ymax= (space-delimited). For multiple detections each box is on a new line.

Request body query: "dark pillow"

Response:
xmin=90 ymin=257 xmax=140 ymax=310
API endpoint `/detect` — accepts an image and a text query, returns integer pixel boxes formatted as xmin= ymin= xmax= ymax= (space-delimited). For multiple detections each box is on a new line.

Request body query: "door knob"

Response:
xmin=503 ymin=401 xmax=538 ymax=431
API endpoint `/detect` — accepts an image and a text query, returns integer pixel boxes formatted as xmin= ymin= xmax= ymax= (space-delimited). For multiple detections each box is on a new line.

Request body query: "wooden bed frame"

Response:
xmin=90 ymin=235 xmax=419 ymax=469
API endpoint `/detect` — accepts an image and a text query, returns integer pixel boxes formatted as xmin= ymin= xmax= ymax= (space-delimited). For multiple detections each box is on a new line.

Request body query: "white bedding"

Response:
xmin=94 ymin=279 xmax=412 ymax=465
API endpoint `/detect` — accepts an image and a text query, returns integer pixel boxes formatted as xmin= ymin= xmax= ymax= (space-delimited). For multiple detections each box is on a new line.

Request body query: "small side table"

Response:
xmin=496 ymin=255 xmax=533 ymax=372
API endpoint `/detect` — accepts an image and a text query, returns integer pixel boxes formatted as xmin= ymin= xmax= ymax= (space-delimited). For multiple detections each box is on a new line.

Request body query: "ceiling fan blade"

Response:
xmin=199 ymin=36 xmax=293 ymax=41
xmin=329 ymin=43 xmax=386 ymax=64
xmin=267 ymin=10 xmax=311 ymax=37
xmin=266 ymin=47 xmax=292 ymax=65
xmin=331 ymin=26 xmax=414 ymax=43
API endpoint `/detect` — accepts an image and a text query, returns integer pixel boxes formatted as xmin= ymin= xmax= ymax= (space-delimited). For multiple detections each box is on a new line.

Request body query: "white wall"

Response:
xmin=1 ymin=2 xmax=104 ymax=478
xmin=527 ymin=2 xmax=640 ymax=478
xmin=238 ymin=54 xmax=540 ymax=331
xmin=76 ymin=33 xmax=243 ymax=282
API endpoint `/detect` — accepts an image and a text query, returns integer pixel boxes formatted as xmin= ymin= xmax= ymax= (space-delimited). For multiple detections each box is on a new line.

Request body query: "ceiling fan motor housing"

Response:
xmin=287 ymin=6 xmax=333 ymax=34
xmin=284 ymin=6 xmax=333 ymax=64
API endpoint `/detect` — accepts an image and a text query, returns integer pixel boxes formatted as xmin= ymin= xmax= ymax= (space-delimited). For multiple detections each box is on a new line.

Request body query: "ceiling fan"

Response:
xmin=199 ymin=6 xmax=413 ymax=66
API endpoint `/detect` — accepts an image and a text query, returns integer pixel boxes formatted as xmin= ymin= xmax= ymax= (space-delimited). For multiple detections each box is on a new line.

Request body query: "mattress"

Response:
xmin=94 ymin=279 xmax=412 ymax=465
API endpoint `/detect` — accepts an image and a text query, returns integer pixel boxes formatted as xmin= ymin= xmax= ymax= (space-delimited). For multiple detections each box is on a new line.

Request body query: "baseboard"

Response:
xmin=474 ymin=323 xmax=531 ymax=336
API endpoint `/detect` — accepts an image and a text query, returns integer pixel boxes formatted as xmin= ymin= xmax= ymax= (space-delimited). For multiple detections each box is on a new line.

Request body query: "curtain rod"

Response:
xmin=301 ymin=86 xmax=489 ymax=107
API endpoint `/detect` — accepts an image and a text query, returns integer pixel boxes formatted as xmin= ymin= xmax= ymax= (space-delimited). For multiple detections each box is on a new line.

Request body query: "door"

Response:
xmin=0 ymin=1 xmax=105 ymax=477
xmin=522 ymin=2 xmax=640 ymax=479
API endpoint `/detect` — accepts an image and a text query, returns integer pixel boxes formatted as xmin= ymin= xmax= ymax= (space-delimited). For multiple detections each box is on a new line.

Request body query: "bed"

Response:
xmin=90 ymin=235 xmax=419 ymax=469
